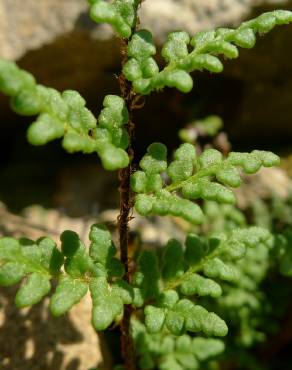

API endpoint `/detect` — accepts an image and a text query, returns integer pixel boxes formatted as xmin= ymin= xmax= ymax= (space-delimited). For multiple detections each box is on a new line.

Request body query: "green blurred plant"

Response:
xmin=0 ymin=1 xmax=292 ymax=369
xmin=179 ymin=116 xmax=223 ymax=143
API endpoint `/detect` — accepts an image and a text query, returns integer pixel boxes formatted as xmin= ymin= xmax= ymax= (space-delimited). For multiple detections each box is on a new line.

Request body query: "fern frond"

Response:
xmin=132 ymin=143 xmax=279 ymax=224
xmin=89 ymin=0 xmax=139 ymax=38
xmin=122 ymin=10 xmax=292 ymax=94
xmin=0 ymin=61 xmax=130 ymax=170
xmin=132 ymin=226 xmax=271 ymax=338
xmin=0 ymin=224 xmax=133 ymax=330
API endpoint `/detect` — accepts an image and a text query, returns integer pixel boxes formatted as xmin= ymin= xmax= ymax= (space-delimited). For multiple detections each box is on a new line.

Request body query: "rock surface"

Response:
xmin=0 ymin=0 xmax=88 ymax=60
xmin=141 ymin=0 xmax=288 ymax=40
xmin=0 ymin=289 xmax=109 ymax=370
xmin=0 ymin=0 xmax=289 ymax=60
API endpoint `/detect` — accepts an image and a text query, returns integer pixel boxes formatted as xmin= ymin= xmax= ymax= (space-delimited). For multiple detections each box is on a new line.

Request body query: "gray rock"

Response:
xmin=141 ymin=0 xmax=288 ymax=40
xmin=0 ymin=0 xmax=88 ymax=60
xmin=0 ymin=0 xmax=289 ymax=60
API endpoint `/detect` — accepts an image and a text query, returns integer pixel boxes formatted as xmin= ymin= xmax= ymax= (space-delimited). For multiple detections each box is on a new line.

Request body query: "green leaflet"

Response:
xmin=11 ymin=87 xmax=42 ymax=116
xmin=0 ymin=237 xmax=58 ymax=277
xmin=144 ymin=306 xmax=166 ymax=333
xmin=89 ymin=223 xmax=117 ymax=264
xmin=0 ymin=237 xmax=56 ymax=306
xmin=122 ymin=10 xmax=292 ymax=94
xmin=0 ymin=237 xmax=22 ymax=260
xmin=0 ymin=262 xmax=27 ymax=286
xmin=89 ymin=224 xmax=124 ymax=278
xmin=50 ymin=276 xmax=88 ymax=316
xmin=96 ymin=95 xmax=130 ymax=170
xmin=226 ymin=227 xmax=271 ymax=257
xmin=145 ymin=299 xmax=228 ymax=337
xmin=61 ymin=230 xmax=94 ymax=278
xmin=0 ymin=61 xmax=130 ymax=171
xmin=167 ymin=144 xmax=196 ymax=184
xmin=203 ymin=258 xmax=238 ymax=282
xmin=27 ymin=113 xmax=64 ymax=145
xmin=0 ymin=61 xmax=36 ymax=96
xmin=38 ymin=237 xmax=64 ymax=275
xmin=160 ymin=355 xmax=195 ymax=370
xmin=227 ymin=150 xmax=280 ymax=174
xmin=198 ymin=148 xmax=223 ymax=168
xmin=184 ymin=234 xmax=206 ymax=266
xmin=140 ymin=143 xmax=168 ymax=174
xmin=131 ymin=171 xmax=163 ymax=193
xmin=182 ymin=178 xmax=235 ymax=204
xmin=180 ymin=273 xmax=222 ymax=298
xmin=169 ymin=299 xmax=227 ymax=337
xmin=162 ymin=239 xmax=185 ymax=281
xmin=89 ymin=0 xmax=137 ymax=38
xmin=132 ymin=319 xmax=225 ymax=370
xmin=192 ymin=337 xmax=225 ymax=361
xmin=135 ymin=191 xmax=204 ymax=224
xmin=132 ymin=250 xmax=160 ymax=306
xmin=145 ymin=294 xmax=225 ymax=338
xmin=16 ymin=273 xmax=51 ymax=308
xmin=112 ymin=279 xmax=134 ymax=305
xmin=132 ymin=143 xmax=279 ymax=225
xmin=90 ymin=277 xmax=133 ymax=330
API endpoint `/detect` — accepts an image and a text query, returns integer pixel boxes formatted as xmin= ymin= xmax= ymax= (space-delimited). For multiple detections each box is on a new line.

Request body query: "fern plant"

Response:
xmin=0 ymin=2 xmax=292 ymax=369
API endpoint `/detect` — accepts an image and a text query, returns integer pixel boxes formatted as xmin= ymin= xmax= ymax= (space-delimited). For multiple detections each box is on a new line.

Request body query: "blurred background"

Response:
xmin=0 ymin=1 xmax=292 ymax=370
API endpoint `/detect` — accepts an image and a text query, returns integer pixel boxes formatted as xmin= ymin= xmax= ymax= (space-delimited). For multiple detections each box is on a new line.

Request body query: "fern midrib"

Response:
xmin=165 ymin=164 xmax=218 ymax=192
xmin=1 ymin=254 xmax=49 ymax=276
xmin=163 ymin=248 xmax=221 ymax=291
xmin=157 ymin=26 xmax=242 ymax=77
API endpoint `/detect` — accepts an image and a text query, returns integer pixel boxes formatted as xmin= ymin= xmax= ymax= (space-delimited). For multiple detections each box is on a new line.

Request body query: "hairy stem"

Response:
xmin=118 ymin=62 xmax=136 ymax=370
xmin=118 ymin=3 xmax=143 ymax=368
